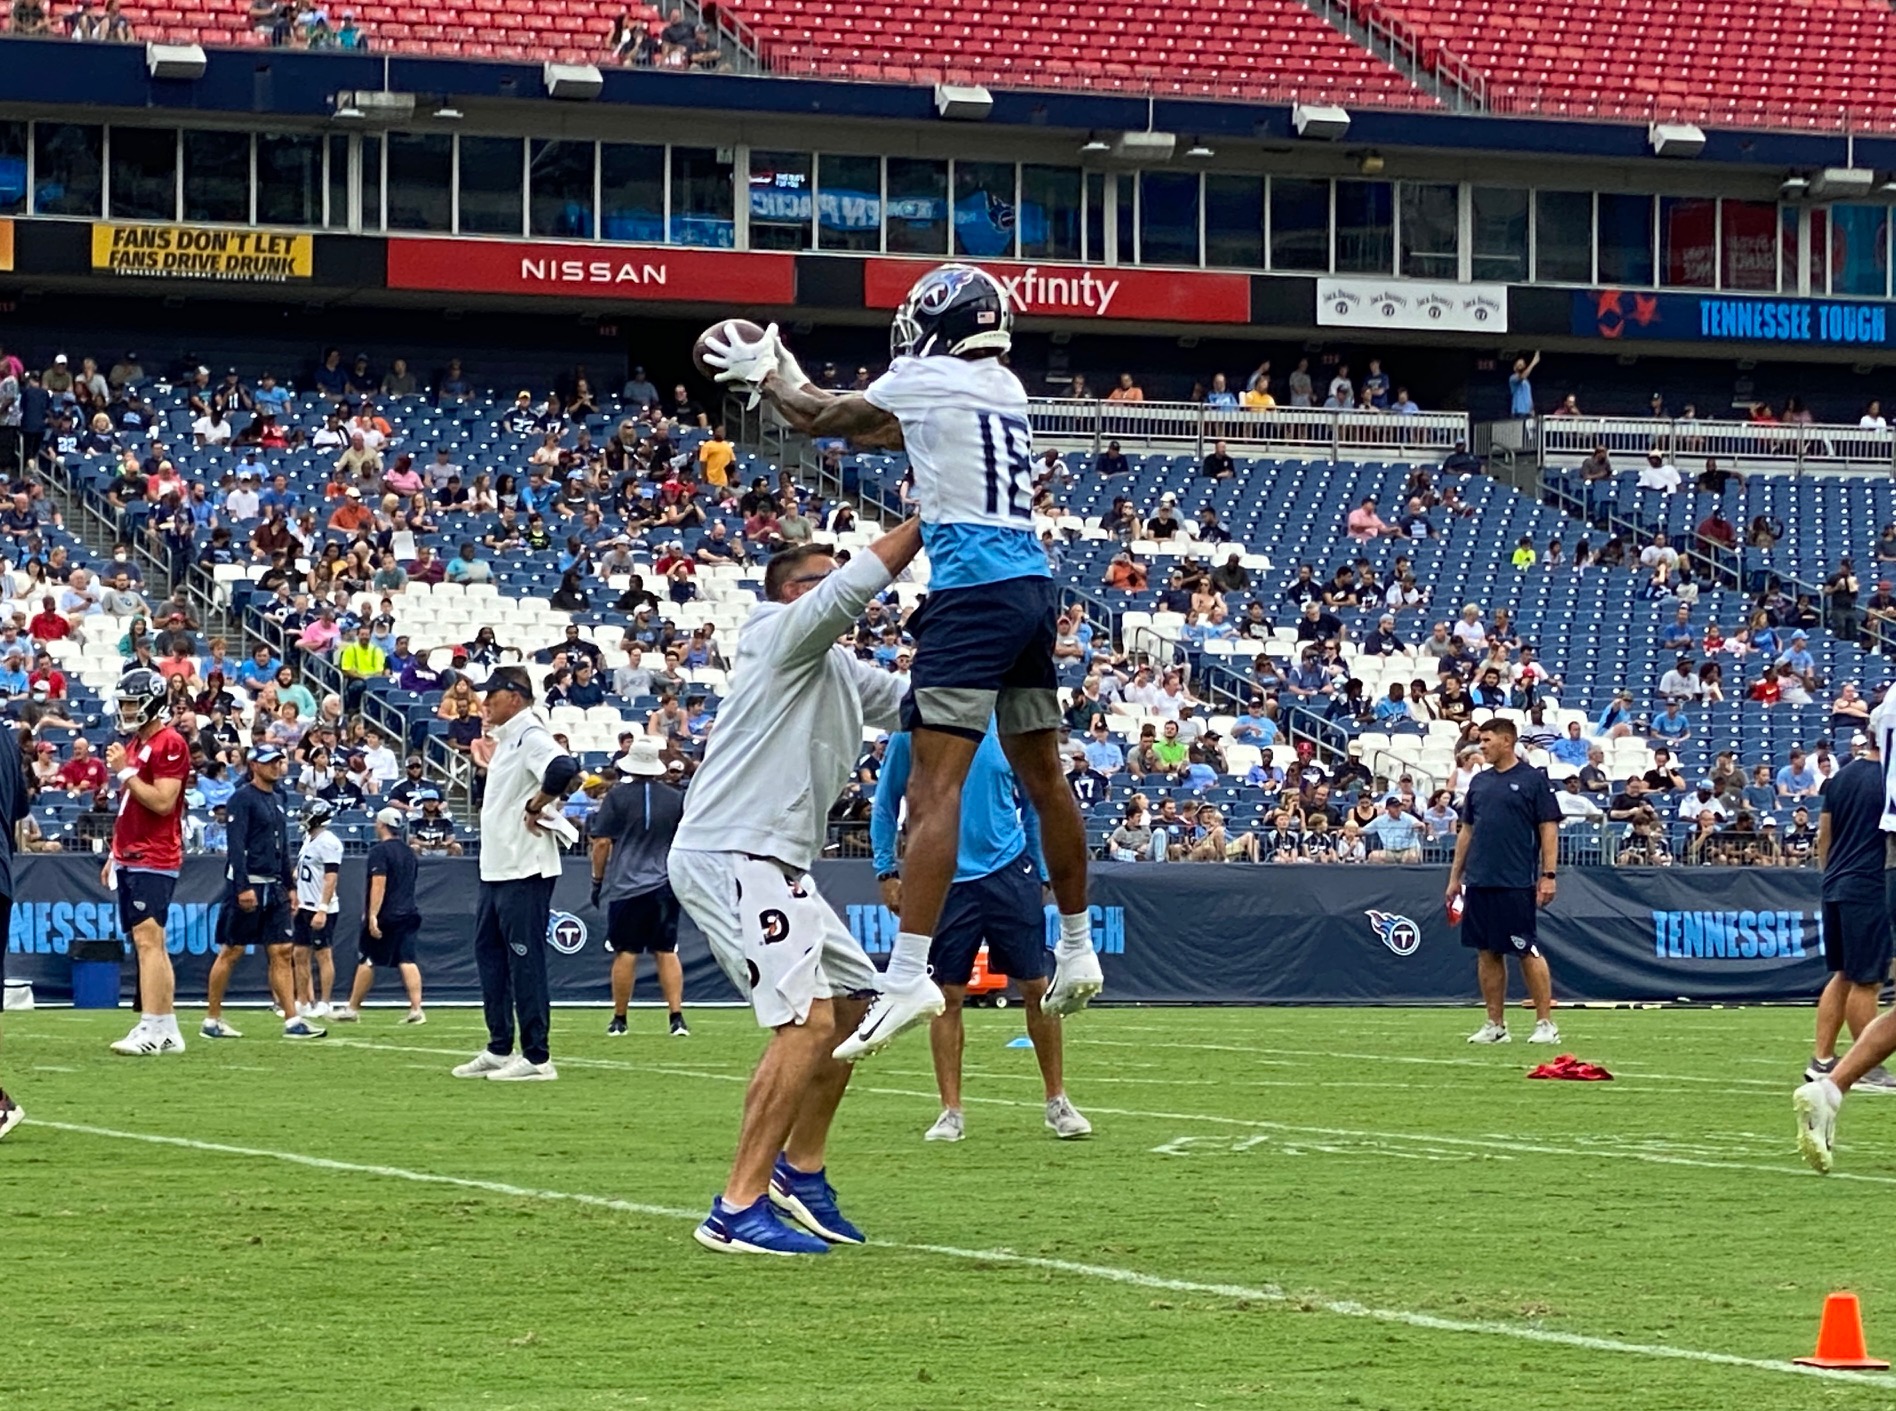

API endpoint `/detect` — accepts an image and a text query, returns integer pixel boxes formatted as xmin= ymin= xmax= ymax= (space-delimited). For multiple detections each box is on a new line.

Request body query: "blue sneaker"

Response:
xmin=769 ymin=1157 xmax=866 ymax=1245
xmin=693 ymin=1195 xmax=830 ymax=1256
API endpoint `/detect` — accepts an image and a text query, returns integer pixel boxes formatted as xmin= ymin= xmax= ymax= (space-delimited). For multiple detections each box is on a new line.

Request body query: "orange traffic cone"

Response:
xmin=1795 ymin=1292 xmax=1890 ymax=1370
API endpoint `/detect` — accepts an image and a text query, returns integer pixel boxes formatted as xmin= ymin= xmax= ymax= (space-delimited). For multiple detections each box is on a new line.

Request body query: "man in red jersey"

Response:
xmin=105 ymin=667 xmax=192 ymax=1057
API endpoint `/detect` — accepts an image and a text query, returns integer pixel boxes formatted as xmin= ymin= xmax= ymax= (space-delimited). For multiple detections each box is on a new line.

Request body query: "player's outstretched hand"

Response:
xmin=701 ymin=319 xmax=782 ymax=407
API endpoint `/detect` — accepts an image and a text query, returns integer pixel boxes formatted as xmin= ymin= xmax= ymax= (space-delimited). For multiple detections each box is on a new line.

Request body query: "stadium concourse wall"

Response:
xmin=2 ymin=855 xmax=1834 ymax=1008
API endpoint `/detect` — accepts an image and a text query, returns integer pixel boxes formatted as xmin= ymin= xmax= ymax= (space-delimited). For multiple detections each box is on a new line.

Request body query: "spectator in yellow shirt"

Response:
xmin=1107 ymin=372 xmax=1144 ymax=402
xmin=697 ymin=425 xmax=734 ymax=488
xmin=1511 ymin=536 xmax=1538 ymax=572
xmin=337 ymin=624 xmax=387 ymax=709
xmin=1242 ymin=375 xmax=1277 ymax=410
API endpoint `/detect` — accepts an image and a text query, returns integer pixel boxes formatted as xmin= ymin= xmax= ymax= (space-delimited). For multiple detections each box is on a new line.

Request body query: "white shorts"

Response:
xmin=668 ymin=849 xmax=880 ymax=1029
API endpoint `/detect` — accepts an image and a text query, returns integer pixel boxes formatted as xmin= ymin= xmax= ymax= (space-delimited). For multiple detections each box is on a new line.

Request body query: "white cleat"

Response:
xmin=309 ymin=1002 xmax=332 ymax=1019
xmin=1794 ymin=1078 xmax=1841 ymax=1173
xmin=923 ymin=1108 xmax=965 ymax=1143
xmin=0 ymin=1092 xmax=21 ymax=1142
xmin=200 ymin=1016 xmax=243 ymax=1039
xmin=109 ymin=1023 xmax=186 ymax=1056
xmin=833 ymin=975 xmax=945 ymax=1063
xmin=1466 ymin=1021 xmax=1510 ymax=1044
xmin=401 ymin=1008 xmax=427 ymax=1026
xmin=329 ymin=1005 xmax=359 ymax=1023
xmin=1043 ymin=946 xmax=1104 ymax=1018
xmin=451 ymin=1050 xmax=514 ymax=1078
xmin=1045 ymin=1095 xmax=1093 ymax=1139
xmin=486 ymin=1055 xmax=558 ymax=1082
xmin=1527 ymin=1019 xmax=1560 ymax=1045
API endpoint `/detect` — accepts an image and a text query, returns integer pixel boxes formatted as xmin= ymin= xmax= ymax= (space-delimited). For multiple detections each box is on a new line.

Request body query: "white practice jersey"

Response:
xmin=1872 ymin=692 xmax=1896 ymax=832
xmin=671 ymin=552 xmax=905 ymax=873
xmin=296 ymin=828 xmax=344 ymax=911
xmin=864 ymin=354 xmax=1049 ymax=591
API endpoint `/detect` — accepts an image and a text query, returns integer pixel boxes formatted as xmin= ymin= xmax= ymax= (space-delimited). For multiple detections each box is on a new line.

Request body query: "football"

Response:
xmin=692 ymin=318 xmax=768 ymax=382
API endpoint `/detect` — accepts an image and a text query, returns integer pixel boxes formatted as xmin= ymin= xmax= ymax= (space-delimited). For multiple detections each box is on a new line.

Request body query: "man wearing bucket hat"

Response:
xmin=202 ymin=745 xmax=296 ymax=1039
xmin=590 ymin=736 xmax=688 ymax=1038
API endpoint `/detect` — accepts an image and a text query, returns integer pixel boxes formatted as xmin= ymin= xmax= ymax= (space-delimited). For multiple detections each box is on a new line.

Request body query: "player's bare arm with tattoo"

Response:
xmin=699 ymin=319 xmax=906 ymax=450
xmin=761 ymin=375 xmax=905 ymax=450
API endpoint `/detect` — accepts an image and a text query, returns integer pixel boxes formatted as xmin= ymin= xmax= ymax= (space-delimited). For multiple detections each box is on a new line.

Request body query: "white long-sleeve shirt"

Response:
xmin=478 ymin=706 xmax=569 ymax=882
xmin=672 ymin=551 xmax=904 ymax=872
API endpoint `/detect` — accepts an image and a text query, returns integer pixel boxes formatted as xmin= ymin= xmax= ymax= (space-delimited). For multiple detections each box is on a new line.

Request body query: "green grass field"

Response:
xmin=5 ymin=1003 xmax=1896 ymax=1410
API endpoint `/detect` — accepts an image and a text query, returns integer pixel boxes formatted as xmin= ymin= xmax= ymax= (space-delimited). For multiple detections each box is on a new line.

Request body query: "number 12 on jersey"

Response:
xmin=978 ymin=412 xmax=1035 ymax=521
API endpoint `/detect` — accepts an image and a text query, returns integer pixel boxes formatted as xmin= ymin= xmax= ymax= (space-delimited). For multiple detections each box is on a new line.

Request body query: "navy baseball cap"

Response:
xmin=251 ymin=745 xmax=286 ymax=765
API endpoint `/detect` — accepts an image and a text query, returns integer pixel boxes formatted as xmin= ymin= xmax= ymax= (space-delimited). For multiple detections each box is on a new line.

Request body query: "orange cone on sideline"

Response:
xmin=1795 ymin=1292 xmax=1890 ymax=1370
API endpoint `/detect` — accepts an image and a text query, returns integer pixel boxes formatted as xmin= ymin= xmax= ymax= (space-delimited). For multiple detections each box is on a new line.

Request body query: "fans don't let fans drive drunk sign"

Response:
xmin=91 ymin=223 xmax=313 ymax=281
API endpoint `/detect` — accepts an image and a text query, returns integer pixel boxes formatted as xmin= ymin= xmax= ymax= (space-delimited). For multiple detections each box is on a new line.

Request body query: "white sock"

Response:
xmin=159 ymin=1014 xmax=181 ymax=1037
xmin=1056 ymin=912 xmax=1093 ymax=960
xmin=139 ymin=1012 xmax=161 ymax=1030
xmin=884 ymin=931 xmax=932 ymax=987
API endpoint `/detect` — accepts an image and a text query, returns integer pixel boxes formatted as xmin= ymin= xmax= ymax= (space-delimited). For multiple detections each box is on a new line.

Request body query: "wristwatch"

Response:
xmin=1541 ymin=871 xmax=1557 ymax=879
xmin=877 ymin=869 xmax=900 ymax=882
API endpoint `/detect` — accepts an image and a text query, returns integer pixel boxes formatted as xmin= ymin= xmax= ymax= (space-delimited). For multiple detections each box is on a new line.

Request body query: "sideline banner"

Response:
xmin=385 ymin=239 xmax=797 ymax=304
xmin=2 ymin=859 xmax=1829 ymax=1008
xmin=862 ymin=258 xmax=1251 ymax=324
xmin=1316 ymin=276 xmax=1508 ymax=333
xmin=91 ymin=223 xmax=313 ymax=280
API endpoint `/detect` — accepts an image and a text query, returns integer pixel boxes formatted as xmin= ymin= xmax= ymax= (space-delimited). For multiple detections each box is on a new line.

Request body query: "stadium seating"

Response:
xmin=847 ymin=443 xmax=1867 ymax=857
xmin=1360 ymin=0 xmax=1896 ymax=130
xmin=726 ymin=0 xmax=1437 ymax=104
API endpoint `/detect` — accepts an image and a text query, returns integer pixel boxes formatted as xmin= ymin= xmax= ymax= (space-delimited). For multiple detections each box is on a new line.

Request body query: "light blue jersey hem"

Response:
xmin=922 ymin=522 xmax=1051 ymax=591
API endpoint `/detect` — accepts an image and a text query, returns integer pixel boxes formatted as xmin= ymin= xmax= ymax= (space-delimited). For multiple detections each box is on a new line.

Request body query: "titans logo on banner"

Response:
xmin=1365 ymin=910 xmax=1422 ymax=957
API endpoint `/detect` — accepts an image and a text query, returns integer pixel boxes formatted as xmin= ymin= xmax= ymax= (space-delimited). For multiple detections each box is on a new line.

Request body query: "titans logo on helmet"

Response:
xmin=1365 ymin=910 xmax=1422 ymax=957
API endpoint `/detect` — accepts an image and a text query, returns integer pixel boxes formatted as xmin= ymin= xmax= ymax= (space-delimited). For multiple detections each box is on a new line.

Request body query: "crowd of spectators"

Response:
xmin=3 ymin=339 xmax=882 ymax=862
xmin=1059 ymin=356 xmax=1429 ymax=416
xmin=607 ymin=7 xmax=723 ymax=67
xmin=5 ymin=0 xmax=133 ymax=38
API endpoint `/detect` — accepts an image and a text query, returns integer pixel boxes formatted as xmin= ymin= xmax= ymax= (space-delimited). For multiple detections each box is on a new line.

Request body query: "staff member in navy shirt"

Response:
xmin=202 ymin=745 xmax=295 ymax=1039
xmin=1805 ymin=738 xmax=1896 ymax=1090
xmin=1445 ymin=717 xmax=1562 ymax=1046
xmin=334 ymin=808 xmax=427 ymax=1025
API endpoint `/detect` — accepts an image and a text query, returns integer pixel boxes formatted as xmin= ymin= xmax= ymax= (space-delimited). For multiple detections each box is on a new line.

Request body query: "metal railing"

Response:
xmin=1027 ymin=398 xmax=1470 ymax=461
xmin=1536 ymin=414 xmax=1896 ymax=477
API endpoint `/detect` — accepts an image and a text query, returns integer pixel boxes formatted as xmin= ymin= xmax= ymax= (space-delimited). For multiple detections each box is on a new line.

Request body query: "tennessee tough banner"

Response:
xmin=1 ymin=858 xmax=1830 ymax=1009
xmin=90 ymin=223 xmax=314 ymax=281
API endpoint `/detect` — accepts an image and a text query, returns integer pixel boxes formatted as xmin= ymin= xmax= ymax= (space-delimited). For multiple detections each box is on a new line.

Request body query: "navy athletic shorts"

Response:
xmin=1823 ymin=892 xmax=1893 ymax=985
xmin=293 ymin=909 xmax=337 ymax=950
xmin=607 ymin=886 xmax=681 ymax=955
xmin=902 ymin=576 xmax=1061 ymax=741
xmin=1459 ymin=885 xmax=1542 ymax=958
xmin=928 ymin=850 xmax=1051 ymax=988
xmin=361 ymin=914 xmax=421 ymax=969
xmin=216 ymin=884 xmax=292 ymax=950
xmin=115 ymin=868 xmax=176 ymax=939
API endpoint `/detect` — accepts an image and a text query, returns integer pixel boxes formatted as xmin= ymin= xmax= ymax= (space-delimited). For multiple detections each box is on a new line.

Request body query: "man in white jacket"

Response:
xmin=670 ymin=517 xmax=921 ymax=1256
xmin=450 ymin=663 xmax=580 ymax=1083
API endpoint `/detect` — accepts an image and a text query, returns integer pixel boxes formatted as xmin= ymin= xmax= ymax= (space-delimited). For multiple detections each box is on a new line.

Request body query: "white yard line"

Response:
xmin=29 ymin=1116 xmax=1896 ymax=1391
xmin=328 ymin=1038 xmax=1896 ymax=1190
xmin=1072 ymin=1036 xmax=1789 ymax=1088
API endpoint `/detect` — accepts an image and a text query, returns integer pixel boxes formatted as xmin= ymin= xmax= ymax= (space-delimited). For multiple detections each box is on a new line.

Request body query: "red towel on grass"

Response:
xmin=1526 ymin=1053 xmax=1614 ymax=1081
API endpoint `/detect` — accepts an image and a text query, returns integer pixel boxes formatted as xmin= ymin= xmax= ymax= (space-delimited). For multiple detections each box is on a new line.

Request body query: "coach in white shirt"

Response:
xmin=448 ymin=664 xmax=580 ymax=1083
xmin=669 ymin=518 xmax=921 ymax=1255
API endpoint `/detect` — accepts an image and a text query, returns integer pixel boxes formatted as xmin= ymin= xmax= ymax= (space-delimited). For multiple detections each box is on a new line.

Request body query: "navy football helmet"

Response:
xmin=890 ymin=263 xmax=1013 ymax=360
xmin=114 ymin=666 xmax=169 ymax=732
